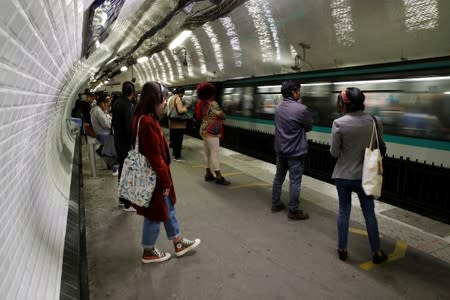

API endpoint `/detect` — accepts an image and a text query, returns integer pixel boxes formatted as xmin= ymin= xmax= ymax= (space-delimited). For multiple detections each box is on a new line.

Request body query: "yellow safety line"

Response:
xmin=221 ymin=172 xmax=243 ymax=177
xmin=227 ymin=182 xmax=271 ymax=190
xmin=349 ymin=227 xmax=368 ymax=236
xmin=191 ymin=164 xmax=205 ymax=168
xmin=359 ymin=241 xmax=408 ymax=270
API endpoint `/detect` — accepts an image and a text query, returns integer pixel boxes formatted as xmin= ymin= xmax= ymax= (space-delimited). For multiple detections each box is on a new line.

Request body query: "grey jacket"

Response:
xmin=274 ymin=97 xmax=312 ymax=157
xmin=330 ymin=111 xmax=386 ymax=180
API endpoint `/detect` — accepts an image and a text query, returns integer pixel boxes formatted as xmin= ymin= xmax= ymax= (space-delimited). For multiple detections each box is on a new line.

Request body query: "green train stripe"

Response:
xmin=227 ymin=115 xmax=450 ymax=151
xmin=223 ymin=57 xmax=450 ymax=86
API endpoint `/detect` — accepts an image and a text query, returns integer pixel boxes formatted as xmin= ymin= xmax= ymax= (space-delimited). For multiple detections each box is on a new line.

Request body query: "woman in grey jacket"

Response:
xmin=330 ymin=87 xmax=388 ymax=264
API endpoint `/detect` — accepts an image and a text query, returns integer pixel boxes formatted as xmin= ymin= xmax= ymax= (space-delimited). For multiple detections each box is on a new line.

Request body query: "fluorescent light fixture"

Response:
xmin=137 ymin=56 xmax=149 ymax=64
xmin=444 ymin=91 xmax=450 ymax=94
xmin=169 ymin=30 xmax=192 ymax=50
xmin=120 ymin=66 xmax=128 ymax=72
xmin=335 ymin=79 xmax=400 ymax=85
xmin=105 ymin=56 xmax=118 ymax=65
xmin=258 ymin=85 xmax=281 ymax=90
xmin=404 ymin=76 xmax=450 ymax=82
xmin=303 ymin=82 xmax=331 ymax=87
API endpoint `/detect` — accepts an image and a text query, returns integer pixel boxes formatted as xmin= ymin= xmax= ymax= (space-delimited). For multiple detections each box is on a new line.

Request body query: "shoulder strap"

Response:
xmin=369 ymin=115 xmax=380 ymax=150
xmin=169 ymin=96 xmax=175 ymax=114
xmin=135 ymin=115 xmax=144 ymax=151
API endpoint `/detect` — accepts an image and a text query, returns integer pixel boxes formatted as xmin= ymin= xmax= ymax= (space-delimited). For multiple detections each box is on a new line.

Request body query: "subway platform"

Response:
xmin=82 ymin=132 xmax=450 ymax=300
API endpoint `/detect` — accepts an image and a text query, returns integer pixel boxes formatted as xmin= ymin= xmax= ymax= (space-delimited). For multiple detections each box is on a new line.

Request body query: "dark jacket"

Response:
xmin=131 ymin=115 xmax=176 ymax=221
xmin=79 ymin=101 xmax=93 ymax=125
xmin=274 ymin=97 xmax=312 ymax=157
xmin=111 ymin=96 xmax=134 ymax=157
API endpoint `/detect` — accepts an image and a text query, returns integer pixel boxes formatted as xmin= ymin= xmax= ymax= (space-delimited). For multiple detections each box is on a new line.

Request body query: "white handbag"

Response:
xmin=362 ymin=119 xmax=383 ymax=199
xmin=118 ymin=116 xmax=156 ymax=207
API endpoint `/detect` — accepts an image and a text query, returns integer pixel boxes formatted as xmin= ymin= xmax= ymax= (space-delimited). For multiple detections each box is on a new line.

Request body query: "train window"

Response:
xmin=221 ymin=86 xmax=254 ymax=116
xmin=183 ymin=90 xmax=196 ymax=118
xmin=256 ymin=85 xmax=281 ymax=93
xmin=362 ymin=91 xmax=449 ymax=140
xmin=254 ymin=85 xmax=282 ymax=118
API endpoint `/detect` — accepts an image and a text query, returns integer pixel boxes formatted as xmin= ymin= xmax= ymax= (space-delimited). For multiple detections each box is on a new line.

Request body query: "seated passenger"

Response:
xmin=80 ymin=89 xmax=96 ymax=138
xmin=91 ymin=94 xmax=118 ymax=174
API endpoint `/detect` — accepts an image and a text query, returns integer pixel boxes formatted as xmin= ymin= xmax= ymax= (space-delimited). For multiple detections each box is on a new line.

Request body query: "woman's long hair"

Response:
xmin=134 ymin=81 xmax=167 ymax=116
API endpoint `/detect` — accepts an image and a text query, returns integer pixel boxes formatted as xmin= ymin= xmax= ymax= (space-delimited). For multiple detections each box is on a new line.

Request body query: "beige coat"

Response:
xmin=168 ymin=94 xmax=188 ymax=129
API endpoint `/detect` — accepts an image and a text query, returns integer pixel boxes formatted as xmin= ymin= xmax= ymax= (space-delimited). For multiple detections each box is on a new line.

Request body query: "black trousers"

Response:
xmin=170 ymin=128 xmax=185 ymax=158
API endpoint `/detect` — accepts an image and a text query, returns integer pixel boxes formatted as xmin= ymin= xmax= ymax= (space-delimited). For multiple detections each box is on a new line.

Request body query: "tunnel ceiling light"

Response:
xmin=403 ymin=0 xmax=438 ymax=32
xmin=137 ymin=56 xmax=149 ymax=64
xmin=105 ymin=56 xmax=119 ymax=65
xmin=120 ymin=66 xmax=128 ymax=72
xmin=169 ymin=30 xmax=192 ymax=50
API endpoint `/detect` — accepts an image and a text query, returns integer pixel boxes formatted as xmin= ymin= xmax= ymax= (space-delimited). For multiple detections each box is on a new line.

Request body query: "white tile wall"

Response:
xmin=0 ymin=0 xmax=90 ymax=299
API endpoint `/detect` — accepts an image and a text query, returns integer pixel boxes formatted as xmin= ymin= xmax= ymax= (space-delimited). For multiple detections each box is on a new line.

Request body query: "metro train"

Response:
xmin=175 ymin=63 xmax=450 ymax=169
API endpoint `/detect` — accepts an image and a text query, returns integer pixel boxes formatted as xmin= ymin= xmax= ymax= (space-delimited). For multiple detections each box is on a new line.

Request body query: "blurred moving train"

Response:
xmin=176 ymin=63 xmax=450 ymax=169
xmin=96 ymin=59 xmax=450 ymax=221
xmin=170 ymin=59 xmax=450 ymax=223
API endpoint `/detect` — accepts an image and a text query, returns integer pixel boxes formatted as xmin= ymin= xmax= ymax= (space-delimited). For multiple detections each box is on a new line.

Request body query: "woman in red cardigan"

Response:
xmin=131 ymin=81 xmax=200 ymax=264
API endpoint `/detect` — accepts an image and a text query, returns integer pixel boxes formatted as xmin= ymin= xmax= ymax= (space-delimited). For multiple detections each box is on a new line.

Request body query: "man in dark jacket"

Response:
xmin=80 ymin=90 xmax=96 ymax=137
xmin=271 ymin=80 xmax=312 ymax=220
xmin=111 ymin=81 xmax=136 ymax=210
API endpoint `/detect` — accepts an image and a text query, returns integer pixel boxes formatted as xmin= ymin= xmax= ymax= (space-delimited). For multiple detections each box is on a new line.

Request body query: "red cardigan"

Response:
xmin=131 ymin=114 xmax=176 ymax=221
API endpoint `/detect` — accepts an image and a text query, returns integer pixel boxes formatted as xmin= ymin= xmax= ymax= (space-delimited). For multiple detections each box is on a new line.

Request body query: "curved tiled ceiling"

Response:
xmin=89 ymin=0 xmax=449 ymax=90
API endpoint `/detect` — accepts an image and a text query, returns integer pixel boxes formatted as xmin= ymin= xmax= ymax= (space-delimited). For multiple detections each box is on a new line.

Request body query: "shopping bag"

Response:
xmin=362 ymin=119 xmax=383 ymax=199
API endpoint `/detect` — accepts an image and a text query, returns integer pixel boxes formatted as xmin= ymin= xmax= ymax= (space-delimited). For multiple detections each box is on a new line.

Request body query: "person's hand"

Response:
xmin=163 ymin=188 xmax=170 ymax=196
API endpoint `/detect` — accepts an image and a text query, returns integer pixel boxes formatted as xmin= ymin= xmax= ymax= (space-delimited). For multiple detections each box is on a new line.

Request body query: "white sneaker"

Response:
xmin=123 ymin=206 xmax=136 ymax=212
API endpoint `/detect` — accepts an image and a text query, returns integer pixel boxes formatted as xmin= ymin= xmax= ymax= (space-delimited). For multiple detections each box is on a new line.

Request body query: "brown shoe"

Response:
xmin=288 ymin=210 xmax=309 ymax=220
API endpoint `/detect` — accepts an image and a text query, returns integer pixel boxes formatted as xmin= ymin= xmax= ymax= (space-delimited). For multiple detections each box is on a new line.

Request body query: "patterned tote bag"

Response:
xmin=118 ymin=116 xmax=156 ymax=207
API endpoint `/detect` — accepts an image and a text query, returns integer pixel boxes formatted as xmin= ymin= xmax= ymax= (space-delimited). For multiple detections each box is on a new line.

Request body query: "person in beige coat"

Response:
xmin=168 ymin=87 xmax=190 ymax=160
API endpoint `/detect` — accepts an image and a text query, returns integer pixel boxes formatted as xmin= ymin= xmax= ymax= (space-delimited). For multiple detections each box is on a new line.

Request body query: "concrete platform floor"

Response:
xmin=82 ymin=133 xmax=450 ymax=300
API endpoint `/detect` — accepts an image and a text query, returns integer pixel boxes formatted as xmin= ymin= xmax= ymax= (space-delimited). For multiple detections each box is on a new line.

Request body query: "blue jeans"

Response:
xmin=142 ymin=196 xmax=180 ymax=248
xmin=272 ymin=156 xmax=305 ymax=212
xmin=335 ymin=179 xmax=381 ymax=253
